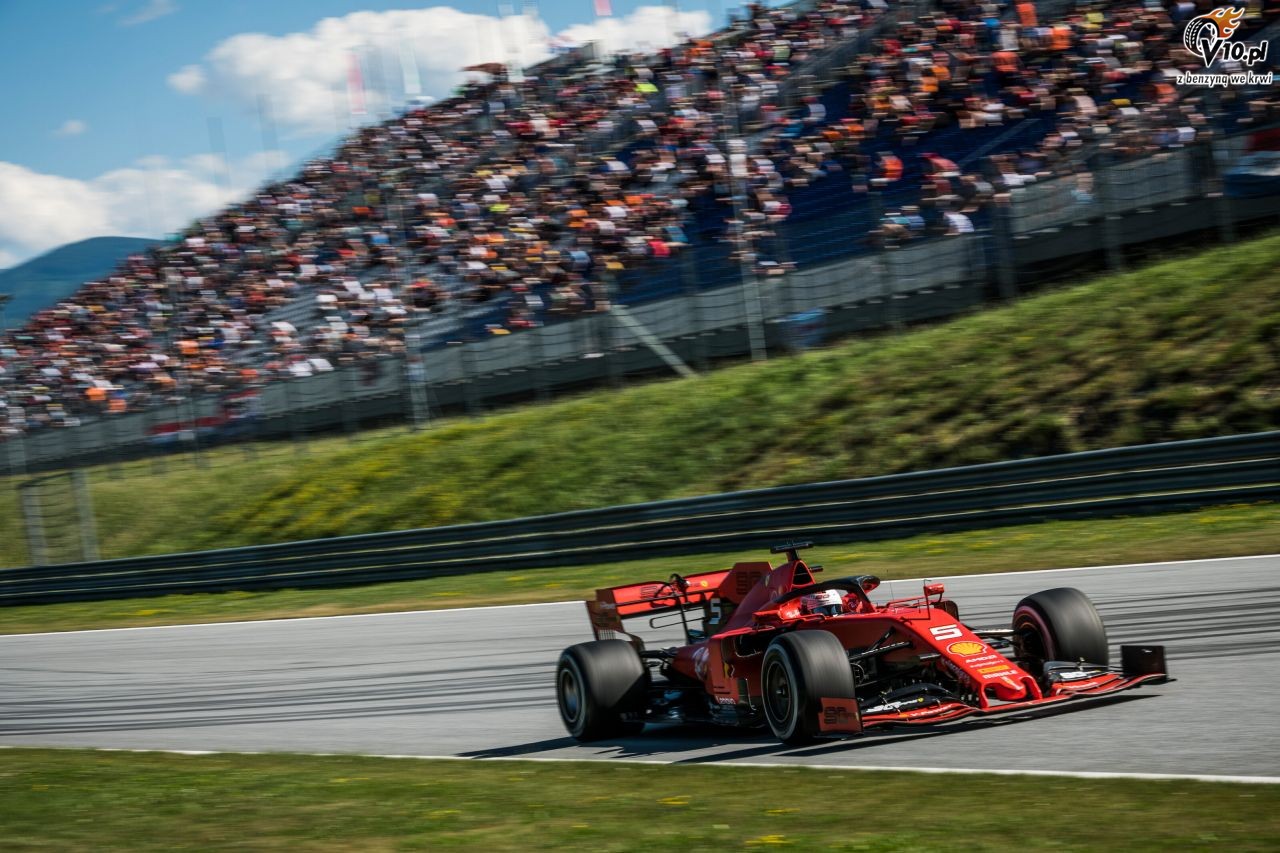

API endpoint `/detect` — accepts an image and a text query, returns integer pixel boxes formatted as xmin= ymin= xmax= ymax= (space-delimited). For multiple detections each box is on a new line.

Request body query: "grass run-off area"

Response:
xmin=3 ymin=232 xmax=1279 ymax=568
xmin=1 ymin=501 xmax=1274 ymax=635
xmin=1 ymin=748 xmax=1277 ymax=851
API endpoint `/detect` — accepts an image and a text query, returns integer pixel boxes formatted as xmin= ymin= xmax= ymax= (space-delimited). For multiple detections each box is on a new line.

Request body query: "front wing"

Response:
xmin=824 ymin=671 xmax=1171 ymax=734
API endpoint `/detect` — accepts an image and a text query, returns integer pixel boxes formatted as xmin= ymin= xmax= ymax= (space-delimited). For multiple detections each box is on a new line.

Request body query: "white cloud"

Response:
xmin=167 ymin=63 xmax=205 ymax=94
xmin=168 ymin=5 xmax=712 ymax=135
xmin=559 ymin=6 xmax=710 ymax=55
xmin=122 ymin=0 xmax=177 ymax=26
xmin=0 ymin=151 xmax=288 ymax=267
xmin=53 ymin=119 xmax=87 ymax=138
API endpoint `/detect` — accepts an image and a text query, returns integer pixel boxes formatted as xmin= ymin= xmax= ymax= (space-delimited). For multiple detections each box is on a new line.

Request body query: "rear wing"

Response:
xmin=586 ymin=568 xmax=730 ymax=640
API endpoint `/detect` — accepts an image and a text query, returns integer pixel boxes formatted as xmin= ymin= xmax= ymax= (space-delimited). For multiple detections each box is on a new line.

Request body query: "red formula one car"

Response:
xmin=556 ymin=543 xmax=1169 ymax=744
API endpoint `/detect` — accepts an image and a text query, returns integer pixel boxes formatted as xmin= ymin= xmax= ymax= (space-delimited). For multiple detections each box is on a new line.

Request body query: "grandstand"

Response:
xmin=3 ymin=0 xmax=1280 ymax=473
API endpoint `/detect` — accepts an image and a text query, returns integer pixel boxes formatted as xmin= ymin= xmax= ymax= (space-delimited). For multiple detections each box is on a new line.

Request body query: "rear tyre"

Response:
xmin=761 ymin=631 xmax=856 ymax=745
xmin=556 ymin=640 xmax=648 ymax=741
xmin=1013 ymin=587 xmax=1109 ymax=678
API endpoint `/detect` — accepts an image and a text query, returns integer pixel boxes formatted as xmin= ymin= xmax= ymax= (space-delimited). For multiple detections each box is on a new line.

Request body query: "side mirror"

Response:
xmin=858 ymin=575 xmax=881 ymax=592
xmin=924 ymin=582 xmax=945 ymax=598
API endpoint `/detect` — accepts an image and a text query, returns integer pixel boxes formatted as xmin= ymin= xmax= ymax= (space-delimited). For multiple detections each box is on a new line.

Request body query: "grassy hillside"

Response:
xmin=0 ymin=236 xmax=158 ymax=328
xmin=3 ymin=232 xmax=1278 ymax=565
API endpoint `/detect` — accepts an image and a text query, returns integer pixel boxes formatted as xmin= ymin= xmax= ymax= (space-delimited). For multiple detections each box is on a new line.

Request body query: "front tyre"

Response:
xmin=556 ymin=640 xmax=648 ymax=741
xmin=761 ymin=631 xmax=856 ymax=745
xmin=1013 ymin=587 xmax=1109 ymax=678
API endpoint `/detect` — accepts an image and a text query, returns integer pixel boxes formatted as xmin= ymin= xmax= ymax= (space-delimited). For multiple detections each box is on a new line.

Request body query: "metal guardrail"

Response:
xmin=3 ymin=431 xmax=1276 ymax=605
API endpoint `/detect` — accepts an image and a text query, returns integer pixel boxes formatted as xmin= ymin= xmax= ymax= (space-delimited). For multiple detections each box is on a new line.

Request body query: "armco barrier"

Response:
xmin=2 ymin=431 xmax=1276 ymax=605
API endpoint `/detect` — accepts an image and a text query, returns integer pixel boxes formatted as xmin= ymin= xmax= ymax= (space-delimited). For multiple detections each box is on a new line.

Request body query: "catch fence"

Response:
xmin=2 ymin=133 xmax=1277 ymax=476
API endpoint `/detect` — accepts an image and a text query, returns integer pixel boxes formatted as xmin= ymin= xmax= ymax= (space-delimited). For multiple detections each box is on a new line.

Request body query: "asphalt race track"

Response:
xmin=3 ymin=555 xmax=1279 ymax=780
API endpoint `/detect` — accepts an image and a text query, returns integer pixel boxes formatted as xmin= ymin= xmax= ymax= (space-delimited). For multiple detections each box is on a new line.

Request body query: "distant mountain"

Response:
xmin=0 ymin=236 xmax=160 ymax=329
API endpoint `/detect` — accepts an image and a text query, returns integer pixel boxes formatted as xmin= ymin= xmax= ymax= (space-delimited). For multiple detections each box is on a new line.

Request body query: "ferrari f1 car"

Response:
xmin=556 ymin=543 xmax=1169 ymax=744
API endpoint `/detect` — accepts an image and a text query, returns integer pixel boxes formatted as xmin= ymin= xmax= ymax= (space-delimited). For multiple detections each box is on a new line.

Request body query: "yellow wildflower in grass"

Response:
xmin=746 ymin=835 xmax=791 ymax=846
xmin=658 ymin=796 xmax=689 ymax=806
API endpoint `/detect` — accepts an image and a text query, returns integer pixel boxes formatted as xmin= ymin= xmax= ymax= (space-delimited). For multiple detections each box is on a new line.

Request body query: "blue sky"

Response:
xmin=0 ymin=0 xmax=732 ymax=269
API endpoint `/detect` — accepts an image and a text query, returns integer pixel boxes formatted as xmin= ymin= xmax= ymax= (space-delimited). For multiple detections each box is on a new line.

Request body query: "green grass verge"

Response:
xmin=1 ymin=502 xmax=1273 ymax=636
xmin=0 ymin=749 xmax=1276 ymax=851
xmin=3 ymin=231 xmax=1280 ymax=568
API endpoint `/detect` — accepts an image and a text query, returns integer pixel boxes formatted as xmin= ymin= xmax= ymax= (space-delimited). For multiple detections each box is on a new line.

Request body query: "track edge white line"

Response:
xmin=3 ymin=745 xmax=1276 ymax=785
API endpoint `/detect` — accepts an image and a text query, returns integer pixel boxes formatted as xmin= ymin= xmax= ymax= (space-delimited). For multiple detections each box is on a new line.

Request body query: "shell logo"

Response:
xmin=948 ymin=641 xmax=986 ymax=656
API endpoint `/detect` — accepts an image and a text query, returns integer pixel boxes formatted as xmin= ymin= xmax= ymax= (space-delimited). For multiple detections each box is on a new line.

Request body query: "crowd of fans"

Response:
xmin=2 ymin=0 xmax=1278 ymax=436
xmin=729 ymin=0 xmax=1280 ymax=247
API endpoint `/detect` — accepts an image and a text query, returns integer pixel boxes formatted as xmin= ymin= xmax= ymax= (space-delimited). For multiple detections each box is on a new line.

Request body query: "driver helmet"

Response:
xmin=801 ymin=588 xmax=845 ymax=617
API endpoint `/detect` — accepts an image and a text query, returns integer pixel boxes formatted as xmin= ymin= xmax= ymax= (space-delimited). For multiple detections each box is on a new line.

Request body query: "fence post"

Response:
xmin=880 ymin=247 xmax=902 ymax=331
xmin=1203 ymin=137 xmax=1237 ymax=245
xmin=5 ymin=430 xmax=27 ymax=477
xmin=284 ymin=374 xmax=306 ymax=455
xmin=406 ymin=345 xmax=432 ymax=430
xmin=531 ymin=325 xmax=551 ymax=403
xmin=19 ymin=482 xmax=47 ymax=567
xmin=1096 ymin=160 xmax=1125 ymax=271
xmin=183 ymin=375 xmax=206 ymax=469
xmin=869 ymin=187 xmax=901 ymax=330
xmin=105 ymin=412 xmax=124 ymax=479
xmin=462 ymin=342 xmax=481 ymax=416
xmin=72 ymin=469 xmax=100 ymax=562
xmin=340 ymin=358 xmax=359 ymax=439
xmin=992 ymin=201 xmax=1018 ymax=300
xmin=682 ymin=251 xmax=709 ymax=371
xmin=604 ymin=273 xmax=625 ymax=389
xmin=238 ymin=386 xmax=259 ymax=463
xmin=146 ymin=405 xmax=166 ymax=474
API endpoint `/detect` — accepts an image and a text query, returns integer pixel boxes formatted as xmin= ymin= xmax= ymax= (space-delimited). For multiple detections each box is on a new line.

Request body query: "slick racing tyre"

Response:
xmin=556 ymin=640 xmax=648 ymax=741
xmin=1013 ymin=587 xmax=1109 ymax=678
xmin=761 ymin=631 xmax=856 ymax=745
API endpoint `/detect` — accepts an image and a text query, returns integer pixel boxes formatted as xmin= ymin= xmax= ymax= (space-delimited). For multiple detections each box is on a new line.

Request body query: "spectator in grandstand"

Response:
xmin=5 ymin=0 xmax=1279 ymax=437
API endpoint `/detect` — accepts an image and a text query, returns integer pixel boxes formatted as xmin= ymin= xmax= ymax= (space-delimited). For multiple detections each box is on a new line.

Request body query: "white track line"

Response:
xmin=5 ymin=745 xmax=1277 ymax=785
xmin=0 ymin=598 xmax=580 ymax=638
xmin=3 ymin=552 xmax=1276 ymax=639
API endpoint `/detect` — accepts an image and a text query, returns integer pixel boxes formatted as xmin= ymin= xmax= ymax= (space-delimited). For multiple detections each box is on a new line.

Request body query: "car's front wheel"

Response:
xmin=761 ymin=631 xmax=856 ymax=745
xmin=1012 ymin=587 xmax=1109 ymax=680
xmin=556 ymin=640 xmax=648 ymax=741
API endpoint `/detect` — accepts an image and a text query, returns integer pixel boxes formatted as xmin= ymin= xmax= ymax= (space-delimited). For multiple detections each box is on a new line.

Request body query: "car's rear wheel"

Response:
xmin=556 ymin=640 xmax=648 ymax=741
xmin=761 ymin=631 xmax=856 ymax=745
xmin=1012 ymin=587 xmax=1109 ymax=679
